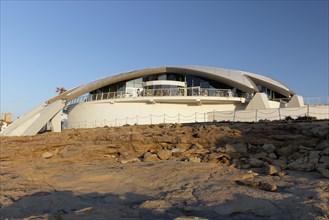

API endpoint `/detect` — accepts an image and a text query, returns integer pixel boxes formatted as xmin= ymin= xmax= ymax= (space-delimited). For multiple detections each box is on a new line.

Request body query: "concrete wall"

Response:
xmin=67 ymin=101 xmax=241 ymax=128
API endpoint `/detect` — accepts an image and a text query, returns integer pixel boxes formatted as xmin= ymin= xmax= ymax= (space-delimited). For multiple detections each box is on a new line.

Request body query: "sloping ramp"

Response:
xmin=0 ymin=100 xmax=65 ymax=136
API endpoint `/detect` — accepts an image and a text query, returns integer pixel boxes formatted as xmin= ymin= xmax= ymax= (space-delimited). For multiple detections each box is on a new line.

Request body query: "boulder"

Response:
xmin=248 ymin=158 xmax=263 ymax=167
xmin=311 ymin=124 xmax=329 ymax=138
xmin=321 ymin=147 xmax=329 ymax=155
xmin=288 ymin=161 xmax=314 ymax=172
xmin=319 ymin=155 xmax=329 ymax=164
xmin=316 ymin=141 xmax=329 ymax=150
xmin=262 ymin=144 xmax=276 ymax=154
xmin=316 ymin=168 xmax=329 ymax=178
xmin=224 ymin=143 xmax=248 ymax=158
xmin=277 ymin=145 xmax=299 ymax=157
xmin=308 ymin=151 xmax=321 ymax=164
xmin=157 ymin=150 xmax=172 ymax=160
xmin=268 ymin=153 xmax=277 ymax=160
xmin=272 ymin=159 xmax=288 ymax=170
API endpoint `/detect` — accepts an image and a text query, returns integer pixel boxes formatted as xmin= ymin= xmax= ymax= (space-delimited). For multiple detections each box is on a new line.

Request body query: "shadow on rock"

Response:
xmin=0 ymin=189 xmax=325 ymax=220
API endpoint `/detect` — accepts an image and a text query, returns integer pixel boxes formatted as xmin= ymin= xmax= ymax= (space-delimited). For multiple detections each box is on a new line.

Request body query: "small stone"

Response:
xmin=241 ymin=164 xmax=251 ymax=169
xmin=42 ymin=152 xmax=54 ymax=159
xmin=157 ymin=150 xmax=172 ymax=160
xmin=189 ymin=157 xmax=201 ymax=163
xmin=260 ymin=182 xmax=278 ymax=192
xmin=267 ymin=165 xmax=281 ymax=175
xmin=249 ymin=158 xmax=263 ymax=167
xmin=263 ymin=144 xmax=276 ymax=154
xmin=168 ymin=156 xmax=180 ymax=161
xmin=121 ymin=158 xmax=140 ymax=164
xmin=278 ymin=171 xmax=286 ymax=177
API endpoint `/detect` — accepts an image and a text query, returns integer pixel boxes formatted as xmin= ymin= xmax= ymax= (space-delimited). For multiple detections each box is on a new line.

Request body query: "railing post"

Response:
xmin=255 ymin=110 xmax=258 ymax=122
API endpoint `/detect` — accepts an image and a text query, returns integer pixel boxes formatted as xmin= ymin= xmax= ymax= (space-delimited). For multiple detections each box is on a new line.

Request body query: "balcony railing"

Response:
xmin=66 ymin=87 xmax=251 ymax=106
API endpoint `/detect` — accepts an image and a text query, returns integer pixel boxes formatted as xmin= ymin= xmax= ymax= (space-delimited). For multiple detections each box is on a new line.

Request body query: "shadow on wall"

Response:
xmin=0 ymin=190 xmax=324 ymax=220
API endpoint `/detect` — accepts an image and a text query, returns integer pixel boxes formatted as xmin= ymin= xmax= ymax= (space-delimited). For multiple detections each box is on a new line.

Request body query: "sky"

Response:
xmin=1 ymin=0 xmax=328 ymax=119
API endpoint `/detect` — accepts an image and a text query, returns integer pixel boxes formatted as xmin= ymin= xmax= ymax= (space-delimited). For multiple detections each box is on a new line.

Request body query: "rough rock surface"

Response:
xmin=0 ymin=120 xmax=328 ymax=219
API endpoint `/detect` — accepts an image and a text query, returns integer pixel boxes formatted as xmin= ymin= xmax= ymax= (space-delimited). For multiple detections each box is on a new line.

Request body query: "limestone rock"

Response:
xmin=268 ymin=153 xmax=277 ymax=160
xmin=121 ymin=158 xmax=140 ymax=164
xmin=248 ymin=158 xmax=263 ymax=167
xmin=189 ymin=157 xmax=201 ymax=163
xmin=316 ymin=141 xmax=329 ymax=150
xmin=311 ymin=124 xmax=329 ymax=138
xmin=288 ymin=161 xmax=314 ymax=172
xmin=319 ymin=155 xmax=329 ymax=164
xmin=42 ymin=152 xmax=54 ymax=159
xmin=143 ymin=152 xmax=159 ymax=162
xmin=263 ymin=144 xmax=276 ymax=154
xmin=309 ymin=151 xmax=321 ymax=164
xmin=249 ymin=152 xmax=267 ymax=159
xmin=224 ymin=143 xmax=248 ymax=158
xmin=157 ymin=150 xmax=172 ymax=160
xmin=260 ymin=182 xmax=278 ymax=192
xmin=321 ymin=147 xmax=329 ymax=155
xmin=267 ymin=165 xmax=281 ymax=175
xmin=316 ymin=168 xmax=329 ymax=178
xmin=277 ymin=145 xmax=299 ymax=157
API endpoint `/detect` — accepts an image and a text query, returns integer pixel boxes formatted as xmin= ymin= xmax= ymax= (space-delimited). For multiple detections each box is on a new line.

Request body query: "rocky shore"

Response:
xmin=0 ymin=120 xmax=328 ymax=219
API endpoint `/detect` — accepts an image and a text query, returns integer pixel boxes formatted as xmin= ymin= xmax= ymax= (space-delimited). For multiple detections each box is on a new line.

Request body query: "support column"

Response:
xmin=50 ymin=111 xmax=62 ymax=132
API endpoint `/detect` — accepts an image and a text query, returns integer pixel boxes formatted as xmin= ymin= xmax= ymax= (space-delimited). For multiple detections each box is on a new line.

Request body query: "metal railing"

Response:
xmin=66 ymin=87 xmax=251 ymax=106
xmin=304 ymin=97 xmax=329 ymax=105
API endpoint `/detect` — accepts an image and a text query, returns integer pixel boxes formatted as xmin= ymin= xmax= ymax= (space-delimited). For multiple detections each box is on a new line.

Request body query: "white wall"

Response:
xmin=67 ymin=101 xmax=240 ymax=128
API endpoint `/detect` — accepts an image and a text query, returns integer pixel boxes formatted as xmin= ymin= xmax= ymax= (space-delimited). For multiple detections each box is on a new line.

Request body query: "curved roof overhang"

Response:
xmin=242 ymin=71 xmax=294 ymax=97
xmin=47 ymin=66 xmax=295 ymax=104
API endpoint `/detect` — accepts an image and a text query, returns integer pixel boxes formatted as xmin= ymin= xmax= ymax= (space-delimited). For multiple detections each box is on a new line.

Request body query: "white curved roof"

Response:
xmin=47 ymin=66 xmax=295 ymax=104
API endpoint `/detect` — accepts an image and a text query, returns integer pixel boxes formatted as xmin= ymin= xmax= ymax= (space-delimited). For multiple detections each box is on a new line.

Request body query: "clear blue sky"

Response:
xmin=1 ymin=1 xmax=328 ymax=119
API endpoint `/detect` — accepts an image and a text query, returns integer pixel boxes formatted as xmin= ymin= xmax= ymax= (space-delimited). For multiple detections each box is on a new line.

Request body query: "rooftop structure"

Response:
xmin=1 ymin=66 xmax=305 ymax=136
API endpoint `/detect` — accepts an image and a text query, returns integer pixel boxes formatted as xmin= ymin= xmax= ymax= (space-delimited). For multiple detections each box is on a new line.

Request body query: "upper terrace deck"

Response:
xmin=66 ymin=87 xmax=253 ymax=106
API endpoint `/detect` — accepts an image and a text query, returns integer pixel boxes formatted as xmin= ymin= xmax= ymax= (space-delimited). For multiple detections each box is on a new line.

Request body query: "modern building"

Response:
xmin=1 ymin=66 xmax=305 ymax=136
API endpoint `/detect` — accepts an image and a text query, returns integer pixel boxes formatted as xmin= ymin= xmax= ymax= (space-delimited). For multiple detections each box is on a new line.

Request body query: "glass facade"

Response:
xmin=88 ymin=72 xmax=286 ymax=100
